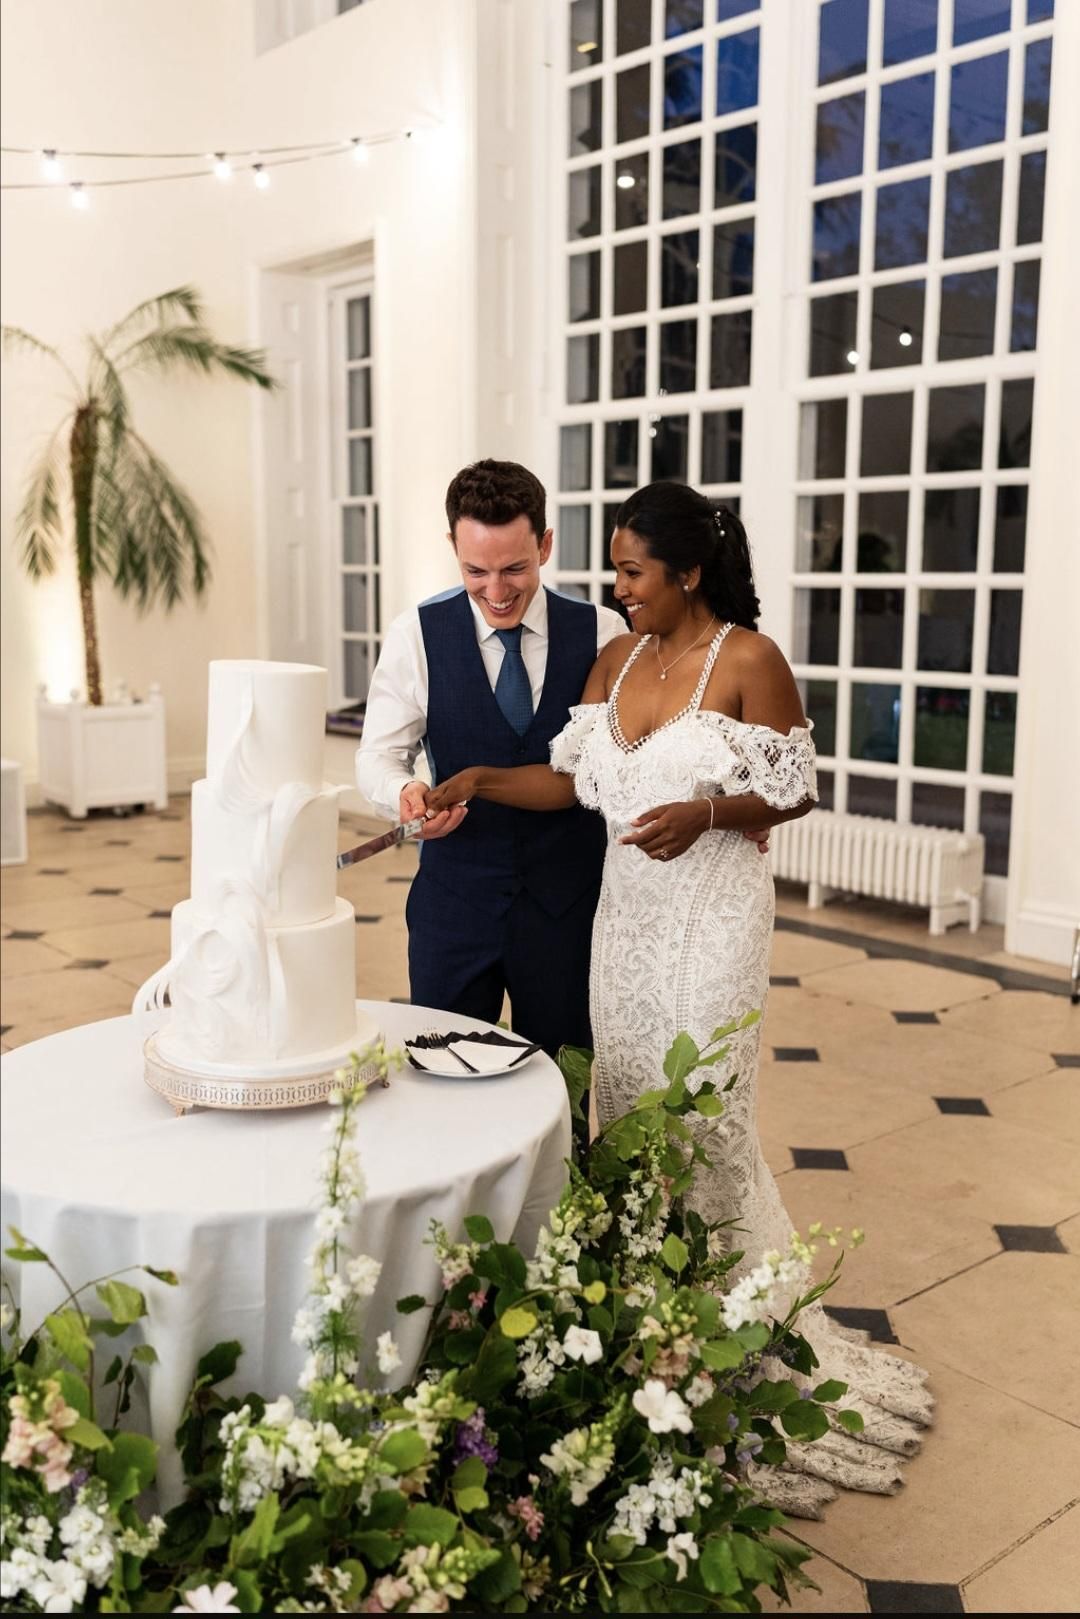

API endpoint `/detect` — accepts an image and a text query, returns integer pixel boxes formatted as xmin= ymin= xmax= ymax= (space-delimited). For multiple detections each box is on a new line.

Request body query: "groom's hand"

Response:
xmin=424 ymin=769 xmax=481 ymax=815
xmin=399 ymin=781 xmax=468 ymax=841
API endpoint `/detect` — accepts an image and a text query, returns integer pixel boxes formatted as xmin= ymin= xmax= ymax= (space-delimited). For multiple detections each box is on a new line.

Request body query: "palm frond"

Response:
xmin=101 ymin=285 xmax=204 ymax=353
xmin=2 ymin=325 xmax=82 ymax=393
xmin=87 ymin=338 xmax=130 ymax=451
xmin=15 ymin=422 xmax=70 ymax=579
xmin=94 ymin=432 xmax=212 ymax=610
xmin=118 ymin=325 xmax=278 ymax=390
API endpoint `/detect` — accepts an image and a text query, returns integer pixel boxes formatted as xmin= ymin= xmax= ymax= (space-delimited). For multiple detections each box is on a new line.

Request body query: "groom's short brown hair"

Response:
xmin=445 ymin=459 xmax=547 ymax=542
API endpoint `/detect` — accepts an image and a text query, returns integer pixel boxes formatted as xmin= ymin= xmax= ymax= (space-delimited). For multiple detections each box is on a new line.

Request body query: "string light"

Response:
xmin=898 ymin=325 xmax=914 ymax=347
xmin=846 ymin=348 xmax=859 ymax=365
xmin=350 ymin=138 xmax=369 ymax=165
xmin=212 ymin=152 xmax=232 ymax=181
xmin=252 ymin=162 xmax=269 ymax=191
xmin=40 ymin=148 xmax=61 ymax=181
xmin=69 ymin=182 xmax=88 ymax=210
xmin=616 ymin=172 xmax=636 ymax=189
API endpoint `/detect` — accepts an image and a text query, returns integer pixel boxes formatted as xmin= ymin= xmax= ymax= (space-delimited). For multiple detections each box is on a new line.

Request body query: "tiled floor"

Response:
xmin=2 ymin=800 xmax=1079 ymax=1613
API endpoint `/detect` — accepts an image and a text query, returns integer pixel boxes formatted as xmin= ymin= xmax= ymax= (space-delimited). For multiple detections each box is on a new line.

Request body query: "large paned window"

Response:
xmin=559 ymin=0 xmax=760 ymax=609
xmin=329 ymin=281 xmax=381 ymax=705
xmin=794 ymin=0 xmax=1052 ymax=896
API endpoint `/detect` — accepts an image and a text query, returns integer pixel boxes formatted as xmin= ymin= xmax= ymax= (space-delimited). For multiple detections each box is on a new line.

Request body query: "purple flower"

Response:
xmin=453 ymin=1407 xmax=499 ymax=1469
xmin=68 ymin=1468 xmax=89 ymax=1491
xmin=725 ymin=1412 xmax=740 ymax=1433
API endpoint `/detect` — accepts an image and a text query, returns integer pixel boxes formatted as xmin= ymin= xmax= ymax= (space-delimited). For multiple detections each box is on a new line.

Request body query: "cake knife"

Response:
xmin=336 ymin=816 xmax=426 ymax=869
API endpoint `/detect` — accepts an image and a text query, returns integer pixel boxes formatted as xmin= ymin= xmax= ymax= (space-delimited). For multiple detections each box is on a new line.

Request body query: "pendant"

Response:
xmin=659 ymin=672 xmax=667 ymax=680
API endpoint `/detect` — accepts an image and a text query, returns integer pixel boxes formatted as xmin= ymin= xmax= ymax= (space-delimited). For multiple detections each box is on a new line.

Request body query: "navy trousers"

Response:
xmin=406 ymin=868 xmax=599 ymax=1059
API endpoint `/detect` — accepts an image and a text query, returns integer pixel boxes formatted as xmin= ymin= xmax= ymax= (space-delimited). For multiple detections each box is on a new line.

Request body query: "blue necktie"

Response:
xmin=494 ymin=626 xmax=534 ymax=736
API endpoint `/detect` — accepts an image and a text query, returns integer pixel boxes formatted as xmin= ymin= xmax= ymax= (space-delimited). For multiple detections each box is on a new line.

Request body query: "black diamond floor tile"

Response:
xmin=155 ymin=855 xmax=183 ymax=863
xmin=0 ymin=1025 xmax=11 ymax=1037
xmin=774 ymin=1046 xmax=820 ymax=1062
xmin=769 ymin=975 xmax=800 ymax=987
xmin=37 ymin=869 xmax=68 ymax=876
xmin=1052 ymin=1052 xmax=1080 ymax=1068
xmin=867 ymin=1579 xmax=964 ymax=1613
xmin=104 ymin=839 xmax=131 ymax=847
xmin=68 ymin=959 xmax=109 ymax=970
xmin=994 ymin=1223 xmax=1067 ymax=1253
xmin=149 ymin=910 xmax=172 ymax=919
xmin=386 ymin=875 xmax=413 ymax=884
xmin=390 ymin=996 xmax=411 ymax=1004
xmin=893 ymin=1010 xmax=940 ymax=1025
xmin=89 ymin=887 xmax=121 ymax=896
xmin=355 ymin=915 xmax=382 ymax=924
xmin=791 ymin=1147 xmax=849 ymax=1171
xmin=824 ymin=1303 xmax=898 ymax=1345
xmin=6 ymin=930 xmax=44 ymax=941
xmin=59 ymin=825 xmax=86 ymax=833
xmin=934 ymin=1096 xmax=991 ymax=1115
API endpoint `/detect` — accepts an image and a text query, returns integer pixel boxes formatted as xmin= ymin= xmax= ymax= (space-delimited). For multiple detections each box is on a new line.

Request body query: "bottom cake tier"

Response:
xmin=144 ymin=1011 xmax=385 ymax=1111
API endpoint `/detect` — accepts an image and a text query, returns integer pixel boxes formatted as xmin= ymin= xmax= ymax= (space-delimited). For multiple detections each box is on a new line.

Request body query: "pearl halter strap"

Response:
xmin=608 ymin=622 xmax=733 ymax=754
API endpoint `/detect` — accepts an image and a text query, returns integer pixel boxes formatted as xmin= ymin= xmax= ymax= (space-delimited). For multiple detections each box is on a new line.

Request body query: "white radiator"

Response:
xmin=1 ymin=758 xmax=28 ymax=866
xmin=770 ymin=809 xmax=985 ymax=935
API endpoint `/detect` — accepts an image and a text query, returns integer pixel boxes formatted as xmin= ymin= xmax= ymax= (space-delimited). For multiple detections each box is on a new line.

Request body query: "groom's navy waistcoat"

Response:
xmin=417 ymin=588 xmax=606 ymax=919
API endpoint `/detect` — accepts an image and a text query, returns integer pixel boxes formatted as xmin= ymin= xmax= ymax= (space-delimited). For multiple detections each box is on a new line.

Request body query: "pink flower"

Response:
xmin=508 ymin=1494 xmax=545 ymax=1541
xmin=1 ymin=1414 xmax=36 ymax=1468
xmin=468 ymin=1288 xmax=488 ymax=1310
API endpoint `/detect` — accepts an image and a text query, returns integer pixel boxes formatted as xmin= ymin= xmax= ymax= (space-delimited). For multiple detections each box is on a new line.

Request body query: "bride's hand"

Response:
xmin=620 ymin=800 xmax=711 ymax=861
xmin=425 ymin=768 xmax=482 ymax=815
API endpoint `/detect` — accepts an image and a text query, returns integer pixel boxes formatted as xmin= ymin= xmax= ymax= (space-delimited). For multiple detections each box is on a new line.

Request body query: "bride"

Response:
xmin=426 ymin=479 xmax=932 ymax=1512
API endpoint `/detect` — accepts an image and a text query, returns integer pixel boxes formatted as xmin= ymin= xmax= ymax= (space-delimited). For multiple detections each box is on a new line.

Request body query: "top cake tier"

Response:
xmin=206 ymin=660 xmax=327 ymax=792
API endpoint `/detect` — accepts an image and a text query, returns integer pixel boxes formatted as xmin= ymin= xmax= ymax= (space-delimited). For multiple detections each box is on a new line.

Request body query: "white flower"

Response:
xmin=262 ymin=1395 xmax=295 ymax=1427
xmin=315 ymin=1205 xmax=348 ymax=1239
xmin=685 ymin=1372 xmax=714 ymax=1408
xmin=666 ymin=1532 xmax=700 ymax=1581
xmin=29 ymin=1556 xmax=88 ymax=1613
xmin=562 ymin=1325 xmax=603 ymax=1365
xmin=173 ymin=1580 xmax=241 ymax=1612
xmin=290 ymin=1306 xmax=317 ymax=1347
xmin=375 ymin=1332 xmax=401 ymax=1375
xmin=346 ymin=1253 xmax=382 ymax=1296
xmin=632 ymin=1379 xmax=693 ymax=1435
xmin=323 ymin=1274 xmax=350 ymax=1311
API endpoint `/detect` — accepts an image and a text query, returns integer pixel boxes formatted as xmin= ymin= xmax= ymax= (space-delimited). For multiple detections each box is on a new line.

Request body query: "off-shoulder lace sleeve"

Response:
xmin=550 ymin=703 xmax=603 ymax=776
xmin=701 ymin=716 xmax=818 ymax=811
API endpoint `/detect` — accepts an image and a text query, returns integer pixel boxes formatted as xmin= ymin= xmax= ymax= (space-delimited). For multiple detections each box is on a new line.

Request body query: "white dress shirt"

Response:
xmin=355 ymin=587 xmax=627 ymax=820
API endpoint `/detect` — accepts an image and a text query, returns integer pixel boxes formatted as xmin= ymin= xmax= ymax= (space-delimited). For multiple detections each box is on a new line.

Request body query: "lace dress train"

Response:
xmin=551 ymin=629 xmax=932 ymax=1516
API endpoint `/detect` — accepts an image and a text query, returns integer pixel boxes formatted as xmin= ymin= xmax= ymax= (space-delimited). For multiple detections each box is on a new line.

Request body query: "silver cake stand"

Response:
xmin=143 ymin=1031 xmax=386 ymax=1115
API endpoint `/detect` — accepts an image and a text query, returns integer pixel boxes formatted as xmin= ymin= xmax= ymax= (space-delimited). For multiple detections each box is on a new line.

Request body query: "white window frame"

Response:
xmin=326 ymin=274 xmax=381 ymax=709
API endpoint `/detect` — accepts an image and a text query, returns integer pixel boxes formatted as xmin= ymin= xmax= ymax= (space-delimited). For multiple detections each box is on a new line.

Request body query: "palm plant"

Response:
xmin=3 ymin=287 xmax=277 ymax=705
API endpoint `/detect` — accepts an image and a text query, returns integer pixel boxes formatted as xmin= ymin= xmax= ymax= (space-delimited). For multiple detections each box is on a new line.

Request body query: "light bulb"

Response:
xmin=253 ymin=163 xmax=269 ymax=190
xmin=576 ymin=39 xmax=598 ymax=53
xmin=846 ymin=348 xmax=859 ymax=365
xmin=616 ymin=172 xmax=636 ymax=190
xmin=898 ymin=326 xmax=913 ymax=347
xmin=213 ymin=153 xmax=232 ymax=181
xmin=69 ymin=182 xmax=88 ymax=210
xmin=41 ymin=148 xmax=62 ymax=182
xmin=350 ymin=138 xmax=369 ymax=165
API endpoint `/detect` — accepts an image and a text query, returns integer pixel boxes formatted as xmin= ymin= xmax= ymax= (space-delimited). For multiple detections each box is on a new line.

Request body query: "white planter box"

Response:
xmin=36 ymin=690 xmax=168 ymax=818
xmin=1 ymin=758 xmax=29 ymax=865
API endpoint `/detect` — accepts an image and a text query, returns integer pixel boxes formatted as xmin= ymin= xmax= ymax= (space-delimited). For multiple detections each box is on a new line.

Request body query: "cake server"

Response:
xmin=336 ymin=816 xmax=426 ymax=869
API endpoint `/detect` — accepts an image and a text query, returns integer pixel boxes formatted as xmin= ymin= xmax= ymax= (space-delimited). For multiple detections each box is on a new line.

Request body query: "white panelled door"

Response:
xmin=259 ymin=271 xmax=328 ymax=670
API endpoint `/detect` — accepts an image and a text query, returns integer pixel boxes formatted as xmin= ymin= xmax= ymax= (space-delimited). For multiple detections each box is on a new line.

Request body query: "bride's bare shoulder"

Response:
xmin=724 ymin=627 xmax=791 ymax=676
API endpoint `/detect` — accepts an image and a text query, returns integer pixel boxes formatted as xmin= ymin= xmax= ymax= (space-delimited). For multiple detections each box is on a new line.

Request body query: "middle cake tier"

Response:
xmin=189 ymin=777 xmax=339 ymax=928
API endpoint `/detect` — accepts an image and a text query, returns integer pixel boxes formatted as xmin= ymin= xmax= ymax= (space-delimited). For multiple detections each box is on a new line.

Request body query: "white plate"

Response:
xmin=405 ymin=1033 xmax=540 ymax=1078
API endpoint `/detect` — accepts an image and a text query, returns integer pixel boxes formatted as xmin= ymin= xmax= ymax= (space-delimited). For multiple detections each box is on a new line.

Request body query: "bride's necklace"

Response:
xmin=654 ymin=616 xmax=717 ymax=681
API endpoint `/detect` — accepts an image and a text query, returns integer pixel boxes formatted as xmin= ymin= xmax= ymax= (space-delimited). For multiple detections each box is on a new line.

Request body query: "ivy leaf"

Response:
xmin=452 ymin=1455 xmax=489 ymax=1514
xmin=379 ymin=1428 xmax=428 ymax=1474
xmin=499 ymin=1305 xmax=537 ymax=1340
xmin=403 ymin=1503 xmax=458 ymax=1549
xmin=96 ymin=1431 xmax=157 ymax=1505
xmin=351 ymin=1531 xmax=399 ymax=1569
xmin=780 ymin=1399 xmax=830 ymax=1442
xmin=232 ymin=1492 xmax=280 ymax=1568
xmin=700 ymin=1534 xmax=740 ymax=1596
xmin=4 ymin=1227 xmax=47 ymax=1262
xmin=96 ymin=1280 xmax=147 ymax=1325
xmin=67 ymin=1416 xmax=111 ymax=1452
xmin=396 ymin=1294 xmax=428 ymax=1315
xmin=195 ymin=1340 xmax=242 ymax=1385
xmin=692 ymin=1091 xmax=725 ymax=1116
xmin=812 ymin=1378 xmax=848 ymax=1404
xmin=464 ymin=1214 xmax=495 ymax=1245
xmin=700 ymin=1337 xmax=747 ymax=1372
xmin=132 ymin=1343 xmax=159 ymax=1366
xmin=103 ymin=1355 xmax=124 ymax=1386
xmin=143 ymin=1266 xmax=180 ymax=1286
xmin=582 ymin=1280 xmax=607 ymax=1304
xmin=836 ymin=1408 xmax=865 ymax=1434
xmin=46 ymin=1309 xmax=92 ymax=1371
xmin=663 ymin=1032 xmax=700 ymax=1085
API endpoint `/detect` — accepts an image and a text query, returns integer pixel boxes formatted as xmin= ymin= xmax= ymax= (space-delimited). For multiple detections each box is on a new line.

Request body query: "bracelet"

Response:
xmin=705 ymin=797 xmax=715 ymax=832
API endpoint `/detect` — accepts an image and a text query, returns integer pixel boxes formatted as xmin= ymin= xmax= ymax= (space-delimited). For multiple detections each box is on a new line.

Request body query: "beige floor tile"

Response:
xmin=0 ymin=872 xmax=86 ymax=904
xmin=795 ymin=1357 xmax=1080 ymax=1583
xmin=980 ymin=949 xmax=1070 ymax=983
xmin=759 ymin=1545 xmax=868 ymax=1612
xmin=44 ymin=917 xmax=172 ymax=963
xmin=104 ymin=951 xmax=170 ymax=990
xmin=1059 ymin=1213 xmax=1080 ymax=1254
xmin=758 ymin=1060 xmax=934 ymax=1151
xmin=1 ymin=1014 xmax=92 ymax=1048
xmin=772 ymin=1168 xmax=1000 ymax=1310
xmin=769 ymin=932 xmax=868 ymax=978
xmin=118 ymin=883 xmax=191 ymax=910
xmin=941 ymin=990 xmax=1080 ymax=1058
xmin=894 ymin=1252 xmax=1080 ymax=1424
xmin=0 ymin=937 xmax=74 ymax=976
xmin=798 ymin=1004 xmax=1057 ymax=1097
xmin=848 ymin=1115 xmax=1079 ymax=1228
xmin=990 ymin=1068 xmax=1080 ymax=1145
xmin=1 ymin=894 xmax=149 ymax=934
xmin=962 ymin=1504 xmax=1080 ymax=1613
xmin=761 ymin=1134 xmax=795 ymax=1176
xmin=1 ymin=967 xmax=134 ymax=1026
xmin=800 ymin=957 xmax=999 ymax=1013
xmin=774 ymin=887 xmax=1007 ymax=963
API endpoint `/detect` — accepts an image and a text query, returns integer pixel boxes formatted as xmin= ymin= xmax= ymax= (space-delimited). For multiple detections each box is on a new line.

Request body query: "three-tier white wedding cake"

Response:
xmin=136 ymin=660 xmax=381 ymax=1109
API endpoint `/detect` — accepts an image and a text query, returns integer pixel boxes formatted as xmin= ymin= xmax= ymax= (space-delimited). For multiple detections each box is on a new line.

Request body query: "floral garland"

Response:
xmin=1 ymin=1027 xmax=862 ymax=1613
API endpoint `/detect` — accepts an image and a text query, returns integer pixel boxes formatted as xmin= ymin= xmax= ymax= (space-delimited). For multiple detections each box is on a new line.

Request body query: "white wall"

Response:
xmin=0 ymin=0 xmax=478 ymax=784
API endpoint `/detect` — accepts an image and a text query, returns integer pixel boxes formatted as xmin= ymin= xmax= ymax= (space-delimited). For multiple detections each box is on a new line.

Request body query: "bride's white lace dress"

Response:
xmin=551 ymin=627 xmax=933 ymax=1516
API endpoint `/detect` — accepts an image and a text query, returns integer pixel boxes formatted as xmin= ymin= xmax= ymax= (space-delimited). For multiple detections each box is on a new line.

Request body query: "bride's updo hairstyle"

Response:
xmin=614 ymin=480 xmax=760 ymax=631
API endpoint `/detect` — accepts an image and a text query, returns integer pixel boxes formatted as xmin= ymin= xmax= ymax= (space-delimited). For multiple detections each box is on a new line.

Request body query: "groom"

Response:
xmin=355 ymin=459 xmax=626 ymax=1056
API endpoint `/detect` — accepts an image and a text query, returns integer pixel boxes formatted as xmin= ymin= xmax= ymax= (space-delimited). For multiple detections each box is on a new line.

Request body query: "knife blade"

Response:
xmin=337 ymin=817 xmax=426 ymax=870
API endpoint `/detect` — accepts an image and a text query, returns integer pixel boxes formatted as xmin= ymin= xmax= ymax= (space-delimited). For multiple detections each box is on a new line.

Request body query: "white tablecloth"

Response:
xmin=0 ymin=1002 xmax=571 ymax=1503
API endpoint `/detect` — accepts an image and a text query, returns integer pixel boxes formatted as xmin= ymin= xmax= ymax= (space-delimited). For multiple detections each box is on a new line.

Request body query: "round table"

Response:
xmin=0 ymin=1002 xmax=571 ymax=1504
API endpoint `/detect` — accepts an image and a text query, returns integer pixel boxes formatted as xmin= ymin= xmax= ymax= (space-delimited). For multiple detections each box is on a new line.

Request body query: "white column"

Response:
xmin=1004 ymin=3 xmax=1080 ymax=967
